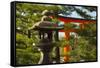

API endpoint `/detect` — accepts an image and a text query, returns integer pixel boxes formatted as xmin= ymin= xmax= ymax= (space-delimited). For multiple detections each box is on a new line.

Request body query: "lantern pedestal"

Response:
xmin=37 ymin=38 xmax=54 ymax=64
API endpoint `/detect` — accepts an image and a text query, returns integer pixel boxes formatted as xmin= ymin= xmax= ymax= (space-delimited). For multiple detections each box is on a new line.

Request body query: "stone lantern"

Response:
xmin=28 ymin=21 xmax=63 ymax=64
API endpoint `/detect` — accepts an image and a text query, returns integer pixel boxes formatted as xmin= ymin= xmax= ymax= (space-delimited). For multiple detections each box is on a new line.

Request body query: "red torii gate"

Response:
xmin=57 ymin=16 xmax=96 ymax=62
xmin=58 ymin=16 xmax=96 ymax=39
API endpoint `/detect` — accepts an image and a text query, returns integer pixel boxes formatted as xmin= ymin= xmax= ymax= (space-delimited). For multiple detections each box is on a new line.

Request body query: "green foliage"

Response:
xmin=16 ymin=3 xmax=62 ymax=65
xmin=16 ymin=33 xmax=40 ymax=65
xmin=16 ymin=33 xmax=33 ymax=48
xmin=16 ymin=48 xmax=40 ymax=65
xmin=64 ymin=23 xmax=77 ymax=30
xmin=69 ymin=23 xmax=97 ymax=62
xmin=57 ymin=38 xmax=69 ymax=47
